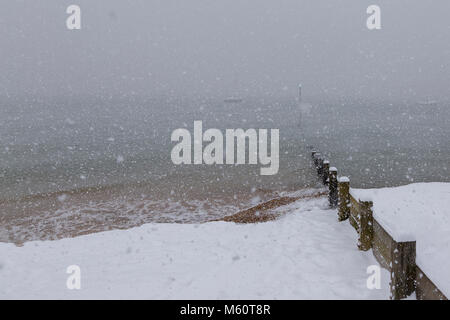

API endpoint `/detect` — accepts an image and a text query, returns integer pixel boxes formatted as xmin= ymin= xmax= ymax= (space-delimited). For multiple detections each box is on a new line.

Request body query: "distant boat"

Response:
xmin=418 ymin=99 xmax=438 ymax=106
xmin=224 ymin=98 xmax=243 ymax=104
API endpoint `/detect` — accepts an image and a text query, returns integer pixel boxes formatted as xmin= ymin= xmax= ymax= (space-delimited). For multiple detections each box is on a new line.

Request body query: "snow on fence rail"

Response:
xmin=310 ymin=150 xmax=447 ymax=300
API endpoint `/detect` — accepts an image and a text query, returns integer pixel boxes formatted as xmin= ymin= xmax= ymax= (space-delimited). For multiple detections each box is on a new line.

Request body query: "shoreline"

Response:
xmin=0 ymin=183 xmax=317 ymax=245
xmin=0 ymin=193 xmax=391 ymax=300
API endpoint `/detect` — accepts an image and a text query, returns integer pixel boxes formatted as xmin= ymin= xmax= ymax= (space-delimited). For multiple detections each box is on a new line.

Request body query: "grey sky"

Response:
xmin=1 ymin=0 xmax=449 ymax=100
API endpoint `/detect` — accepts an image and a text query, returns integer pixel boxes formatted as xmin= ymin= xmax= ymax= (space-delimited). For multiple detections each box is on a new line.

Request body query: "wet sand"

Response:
xmin=221 ymin=190 xmax=328 ymax=223
xmin=0 ymin=181 xmax=298 ymax=244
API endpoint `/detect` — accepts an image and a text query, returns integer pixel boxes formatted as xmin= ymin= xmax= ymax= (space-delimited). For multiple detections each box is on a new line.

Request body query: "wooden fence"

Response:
xmin=311 ymin=150 xmax=447 ymax=300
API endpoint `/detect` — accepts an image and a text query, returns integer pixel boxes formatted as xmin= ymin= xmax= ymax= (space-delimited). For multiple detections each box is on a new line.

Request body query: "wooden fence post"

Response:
xmin=313 ymin=152 xmax=322 ymax=169
xmin=322 ymin=160 xmax=329 ymax=185
xmin=358 ymin=200 xmax=373 ymax=251
xmin=390 ymin=241 xmax=416 ymax=300
xmin=317 ymin=157 xmax=324 ymax=177
xmin=328 ymin=167 xmax=338 ymax=207
xmin=338 ymin=177 xmax=350 ymax=221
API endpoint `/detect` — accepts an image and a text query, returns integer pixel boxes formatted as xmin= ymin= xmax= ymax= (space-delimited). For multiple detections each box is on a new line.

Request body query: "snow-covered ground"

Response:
xmin=351 ymin=182 xmax=450 ymax=298
xmin=0 ymin=195 xmax=390 ymax=299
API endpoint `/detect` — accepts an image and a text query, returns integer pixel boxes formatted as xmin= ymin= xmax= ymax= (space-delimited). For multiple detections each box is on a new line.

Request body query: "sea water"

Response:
xmin=0 ymin=95 xmax=448 ymax=243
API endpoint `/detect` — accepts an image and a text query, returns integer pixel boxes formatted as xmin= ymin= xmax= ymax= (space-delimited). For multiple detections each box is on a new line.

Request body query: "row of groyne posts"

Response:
xmin=311 ymin=150 xmax=447 ymax=300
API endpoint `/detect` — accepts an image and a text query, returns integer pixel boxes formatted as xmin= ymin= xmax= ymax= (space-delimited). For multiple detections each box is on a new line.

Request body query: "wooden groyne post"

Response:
xmin=358 ymin=200 xmax=373 ymax=251
xmin=322 ymin=160 xmax=329 ymax=185
xmin=338 ymin=177 xmax=350 ymax=221
xmin=328 ymin=167 xmax=338 ymax=208
xmin=390 ymin=241 xmax=417 ymax=300
xmin=317 ymin=158 xmax=324 ymax=177
xmin=313 ymin=152 xmax=322 ymax=170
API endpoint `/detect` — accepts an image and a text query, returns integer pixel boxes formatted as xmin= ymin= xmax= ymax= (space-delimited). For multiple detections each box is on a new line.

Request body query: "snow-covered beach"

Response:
xmin=0 ymin=193 xmax=390 ymax=300
xmin=2 ymin=182 xmax=450 ymax=299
